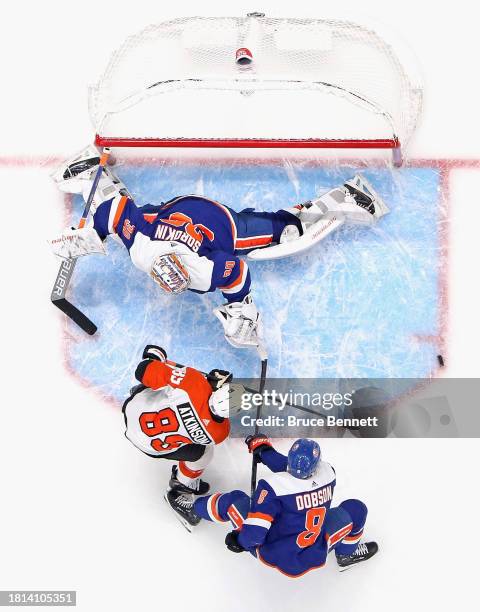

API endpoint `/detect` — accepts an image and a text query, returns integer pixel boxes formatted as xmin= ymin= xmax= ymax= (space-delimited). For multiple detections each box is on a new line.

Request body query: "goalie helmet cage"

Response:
xmin=90 ymin=13 xmax=423 ymax=166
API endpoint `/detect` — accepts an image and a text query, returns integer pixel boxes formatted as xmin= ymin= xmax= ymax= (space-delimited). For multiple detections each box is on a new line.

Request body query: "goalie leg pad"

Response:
xmin=248 ymin=175 xmax=389 ymax=261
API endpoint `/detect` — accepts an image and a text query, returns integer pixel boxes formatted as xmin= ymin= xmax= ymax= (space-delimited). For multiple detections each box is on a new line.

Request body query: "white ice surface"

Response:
xmin=1 ymin=1 xmax=480 ymax=611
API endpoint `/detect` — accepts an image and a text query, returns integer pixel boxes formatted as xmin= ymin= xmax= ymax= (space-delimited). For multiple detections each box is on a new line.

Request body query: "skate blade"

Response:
xmin=338 ymin=564 xmax=356 ymax=572
xmin=163 ymin=492 xmax=195 ymax=533
xmin=337 ymin=552 xmax=378 ymax=572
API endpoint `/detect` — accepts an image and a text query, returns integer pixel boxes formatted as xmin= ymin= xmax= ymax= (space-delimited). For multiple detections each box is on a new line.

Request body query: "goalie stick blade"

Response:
xmin=247 ymin=216 xmax=345 ymax=261
xmin=51 ymin=297 xmax=97 ymax=335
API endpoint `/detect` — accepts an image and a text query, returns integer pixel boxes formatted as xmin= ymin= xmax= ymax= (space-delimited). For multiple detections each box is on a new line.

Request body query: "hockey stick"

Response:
xmin=250 ymin=343 xmax=268 ymax=496
xmin=50 ymin=147 xmax=111 ymax=335
xmin=166 ymin=357 xmax=357 ymax=427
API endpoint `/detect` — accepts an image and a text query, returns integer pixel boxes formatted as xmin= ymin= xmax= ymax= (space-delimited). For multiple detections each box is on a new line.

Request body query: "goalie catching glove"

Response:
xmin=142 ymin=345 xmax=167 ymax=362
xmin=213 ymin=293 xmax=263 ymax=350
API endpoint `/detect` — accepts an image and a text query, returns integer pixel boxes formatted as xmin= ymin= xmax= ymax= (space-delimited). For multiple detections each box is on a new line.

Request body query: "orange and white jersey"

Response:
xmin=123 ymin=361 xmax=230 ymax=457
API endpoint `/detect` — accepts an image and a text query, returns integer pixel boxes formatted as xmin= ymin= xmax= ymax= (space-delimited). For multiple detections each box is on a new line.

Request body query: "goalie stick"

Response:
xmin=50 ymin=147 xmax=111 ymax=335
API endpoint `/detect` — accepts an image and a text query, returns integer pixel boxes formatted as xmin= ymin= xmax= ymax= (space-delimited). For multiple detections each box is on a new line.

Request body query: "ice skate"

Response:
xmin=51 ymin=144 xmax=130 ymax=206
xmin=168 ymin=465 xmax=210 ymax=495
xmin=164 ymin=489 xmax=202 ymax=532
xmin=343 ymin=174 xmax=389 ymax=220
xmin=336 ymin=541 xmax=379 ymax=572
xmin=51 ymin=145 xmax=102 ymax=193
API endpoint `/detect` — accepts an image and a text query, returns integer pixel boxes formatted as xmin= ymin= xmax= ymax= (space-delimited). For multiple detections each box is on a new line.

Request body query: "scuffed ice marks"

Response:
xmin=65 ymin=161 xmax=442 ymax=401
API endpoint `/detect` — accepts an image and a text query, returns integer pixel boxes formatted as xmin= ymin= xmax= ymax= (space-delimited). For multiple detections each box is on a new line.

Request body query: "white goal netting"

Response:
xmin=89 ymin=14 xmax=423 ymax=154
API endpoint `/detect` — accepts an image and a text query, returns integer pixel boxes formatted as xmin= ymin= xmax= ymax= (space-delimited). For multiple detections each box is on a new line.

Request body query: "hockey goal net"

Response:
xmin=90 ymin=14 xmax=423 ymax=164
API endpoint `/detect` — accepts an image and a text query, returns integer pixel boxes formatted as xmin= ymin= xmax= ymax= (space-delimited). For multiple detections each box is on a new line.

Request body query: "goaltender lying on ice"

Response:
xmin=50 ymin=145 xmax=389 ymax=350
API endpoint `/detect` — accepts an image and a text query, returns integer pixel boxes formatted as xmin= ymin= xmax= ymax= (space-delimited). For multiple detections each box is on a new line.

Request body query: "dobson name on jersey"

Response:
xmin=295 ymin=485 xmax=333 ymax=511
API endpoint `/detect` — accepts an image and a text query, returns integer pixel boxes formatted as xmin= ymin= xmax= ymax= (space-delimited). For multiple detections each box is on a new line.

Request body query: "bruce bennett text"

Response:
xmin=240 ymin=415 xmax=379 ymax=428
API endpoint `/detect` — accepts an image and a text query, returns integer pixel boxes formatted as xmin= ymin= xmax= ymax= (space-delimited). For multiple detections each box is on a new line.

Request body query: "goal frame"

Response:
xmin=94 ymin=135 xmax=403 ymax=166
xmin=90 ymin=13 xmax=423 ymax=168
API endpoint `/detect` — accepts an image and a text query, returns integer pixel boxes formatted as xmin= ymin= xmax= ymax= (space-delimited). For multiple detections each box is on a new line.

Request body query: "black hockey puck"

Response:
xmin=437 ymin=354 xmax=445 ymax=367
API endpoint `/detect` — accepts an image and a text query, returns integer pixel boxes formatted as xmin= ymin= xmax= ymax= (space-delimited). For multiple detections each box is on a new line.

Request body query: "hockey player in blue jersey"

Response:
xmin=51 ymin=145 xmax=389 ymax=350
xmin=166 ymin=436 xmax=378 ymax=576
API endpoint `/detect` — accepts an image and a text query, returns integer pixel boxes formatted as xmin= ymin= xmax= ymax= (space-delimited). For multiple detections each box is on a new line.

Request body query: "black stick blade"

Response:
xmin=52 ymin=297 xmax=97 ymax=335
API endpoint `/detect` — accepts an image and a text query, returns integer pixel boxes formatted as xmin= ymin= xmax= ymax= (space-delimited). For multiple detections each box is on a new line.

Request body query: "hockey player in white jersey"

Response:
xmin=123 ymin=344 xmax=243 ymax=503
xmin=50 ymin=145 xmax=389 ymax=350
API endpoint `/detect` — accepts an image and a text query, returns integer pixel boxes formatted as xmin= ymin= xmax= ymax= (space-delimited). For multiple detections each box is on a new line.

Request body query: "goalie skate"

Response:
xmin=164 ymin=490 xmax=202 ymax=533
xmin=51 ymin=145 xmax=129 ymax=205
xmin=51 ymin=145 xmax=102 ymax=193
xmin=343 ymin=175 xmax=389 ymax=220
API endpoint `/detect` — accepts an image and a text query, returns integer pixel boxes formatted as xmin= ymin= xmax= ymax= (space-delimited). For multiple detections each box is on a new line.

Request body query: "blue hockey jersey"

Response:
xmin=92 ymin=194 xmax=252 ymax=302
xmin=238 ymin=448 xmax=341 ymax=577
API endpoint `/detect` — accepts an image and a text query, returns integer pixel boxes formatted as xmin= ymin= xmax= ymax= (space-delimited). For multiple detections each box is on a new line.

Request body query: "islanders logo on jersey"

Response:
xmin=154 ymin=212 xmax=215 ymax=253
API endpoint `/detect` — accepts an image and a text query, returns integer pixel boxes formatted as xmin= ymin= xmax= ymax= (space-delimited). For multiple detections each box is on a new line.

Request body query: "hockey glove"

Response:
xmin=245 ymin=433 xmax=273 ymax=457
xmin=213 ymin=293 xmax=263 ymax=350
xmin=207 ymin=369 xmax=233 ymax=391
xmin=225 ymin=531 xmax=245 ymax=553
xmin=142 ymin=345 xmax=167 ymax=362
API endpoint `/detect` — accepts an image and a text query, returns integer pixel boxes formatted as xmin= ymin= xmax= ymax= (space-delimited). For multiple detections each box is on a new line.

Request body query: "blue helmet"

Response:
xmin=287 ymin=439 xmax=321 ymax=479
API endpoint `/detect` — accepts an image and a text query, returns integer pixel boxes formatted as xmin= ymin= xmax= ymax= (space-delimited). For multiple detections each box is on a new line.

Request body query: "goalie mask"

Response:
xmin=150 ymin=252 xmax=190 ymax=294
xmin=209 ymin=383 xmax=246 ymax=419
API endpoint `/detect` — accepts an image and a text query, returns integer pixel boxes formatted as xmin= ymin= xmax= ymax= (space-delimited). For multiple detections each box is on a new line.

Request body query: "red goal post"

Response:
xmin=90 ymin=14 xmax=423 ymax=166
